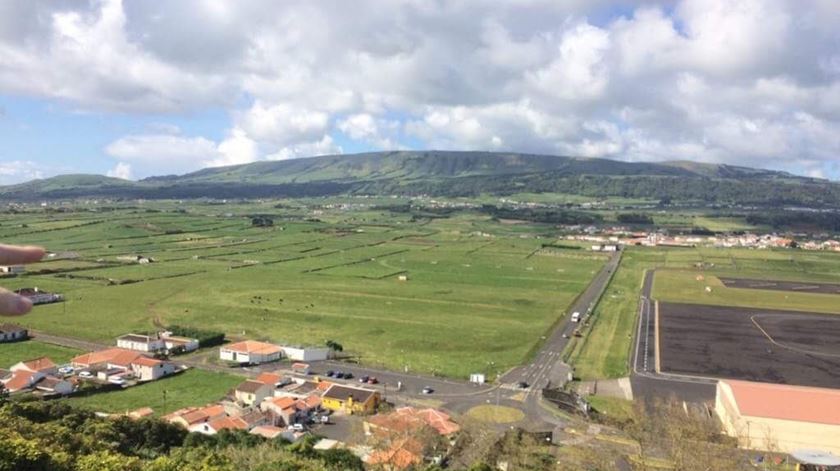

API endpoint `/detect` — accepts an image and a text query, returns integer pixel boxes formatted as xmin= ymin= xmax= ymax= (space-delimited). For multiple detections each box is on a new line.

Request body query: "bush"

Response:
xmin=166 ymin=325 xmax=225 ymax=348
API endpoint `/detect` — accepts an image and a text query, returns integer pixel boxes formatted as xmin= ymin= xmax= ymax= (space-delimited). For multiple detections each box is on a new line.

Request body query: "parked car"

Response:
xmin=359 ymin=375 xmax=369 ymax=383
xmin=343 ymin=372 xmax=353 ymax=380
xmin=108 ymin=377 xmax=126 ymax=386
xmin=58 ymin=366 xmax=74 ymax=375
xmin=334 ymin=371 xmax=344 ymax=379
xmin=326 ymin=370 xmax=335 ymax=377
xmin=421 ymin=386 xmax=434 ymax=395
xmin=78 ymin=371 xmax=93 ymax=379
xmin=288 ymin=423 xmax=305 ymax=431
xmin=517 ymin=381 xmax=530 ymax=389
xmin=367 ymin=377 xmax=379 ymax=384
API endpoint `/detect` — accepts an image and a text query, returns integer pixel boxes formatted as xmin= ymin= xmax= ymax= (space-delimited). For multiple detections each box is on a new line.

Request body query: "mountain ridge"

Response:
xmin=1 ymin=151 xmax=836 ymax=207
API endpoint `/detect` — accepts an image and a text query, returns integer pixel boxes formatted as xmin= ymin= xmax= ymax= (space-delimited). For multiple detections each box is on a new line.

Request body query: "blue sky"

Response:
xmin=0 ymin=0 xmax=838 ymax=184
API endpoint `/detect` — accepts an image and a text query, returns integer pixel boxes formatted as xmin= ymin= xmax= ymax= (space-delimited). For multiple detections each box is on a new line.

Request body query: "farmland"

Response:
xmin=0 ymin=340 xmax=81 ymax=368
xmin=0 ymin=201 xmax=607 ymax=378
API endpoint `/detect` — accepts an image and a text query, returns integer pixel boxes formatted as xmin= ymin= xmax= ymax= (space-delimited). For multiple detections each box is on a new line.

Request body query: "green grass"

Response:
xmin=588 ymin=396 xmax=635 ymax=423
xmin=0 ymin=205 xmax=607 ymax=379
xmin=0 ymin=340 xmax=81 ymax=368
xmin=652 ymin=270 xmax=840 ymax=314
xmin=65 ymin=369 xmax=242 ymax=416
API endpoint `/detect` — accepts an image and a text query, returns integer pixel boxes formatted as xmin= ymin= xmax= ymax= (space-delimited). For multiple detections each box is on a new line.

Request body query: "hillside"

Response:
xmin=1 ymin=151 xmax=838 ymax=207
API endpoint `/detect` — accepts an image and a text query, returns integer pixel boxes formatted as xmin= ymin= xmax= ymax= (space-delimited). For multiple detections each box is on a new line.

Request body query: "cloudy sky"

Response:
xmin=0 ymin=0 xmax=839 ymax=184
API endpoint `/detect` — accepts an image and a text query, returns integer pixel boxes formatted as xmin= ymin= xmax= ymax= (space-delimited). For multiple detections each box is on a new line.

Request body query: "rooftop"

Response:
xmin=17 ymin=356 xmax=56 ymax=372
xmin=236 ymin=380 xmax=269 ymax=394
xmin=72 ymin=348 xmax=143 ymax=367
xmin=323 ymin=384 xmax=377 ymax=403
xmin=723 ymin=380 xmax=840 ymax=426
xmin=223 ymin=340 xmax=282 ymax=355
xmin=118 ymin=334 xmax=158 ymax=343
xmin=0 ymin=323 xmax=26 ymax=333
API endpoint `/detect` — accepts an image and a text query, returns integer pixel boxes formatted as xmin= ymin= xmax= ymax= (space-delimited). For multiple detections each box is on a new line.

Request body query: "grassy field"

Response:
xmin=0 ymin=202 xmax=607 ymax=378
xmin=570 ymin=246 xmax=840 ymax=380
xmin=65 ymin=369 xmax=242 ymax=416
xmin=0 ymin=340 xmax=81 ymax=368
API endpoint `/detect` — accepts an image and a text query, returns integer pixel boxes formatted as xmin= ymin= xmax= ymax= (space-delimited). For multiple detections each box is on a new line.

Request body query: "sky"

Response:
xmin=0 ymin=0 xmax=839 ymax=184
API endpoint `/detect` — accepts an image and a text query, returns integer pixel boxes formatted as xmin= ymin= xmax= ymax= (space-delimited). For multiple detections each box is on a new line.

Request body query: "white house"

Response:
xmin=0 ymin=324 xmax=28 ymax=343
xmin=130 ymin=357 xmax=176 ymax=381
xmin=117 ymin=334 xmax=166 ymax=352
xmin=235 ymin=380 xmax=273 ymax=406
xmin=281 ymin=346 xmax=330 ymax=362
xmin=220 ymin=340 xmax=282 ymax=364
xmin=188 ymin=416 xmax=249 ymax=435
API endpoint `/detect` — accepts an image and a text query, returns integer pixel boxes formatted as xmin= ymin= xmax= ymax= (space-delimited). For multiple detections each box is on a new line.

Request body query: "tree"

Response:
xmin=325 ymin=339 xmax=343 ymax=353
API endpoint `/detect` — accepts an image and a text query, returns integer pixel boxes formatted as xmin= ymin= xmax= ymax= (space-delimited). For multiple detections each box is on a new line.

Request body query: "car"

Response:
xmin=326 ymin=370 xmax=335 ymax=377
xmin=359 ymin=375 xmax=369 ymax=383
xmin=108 ymin=377 xmax=126 ymax=385
xmin=58 ymin=366 xmax=74 ymax=375
xmin=343 ymin=372 xmax=353 ymax=380
xmin=334 ymin=371 xmax=344 ymax=379
xmin=367 ymin=377 xmax=379 ymax=384
xmin=517 ymin=381 xmax=530 ymax=389
xmin=319 ymin=415 xmax=330 ymax=424
xmin=287 ymin=423 xmax=305 ymax=431
xmin=78 ymin=371 xmax=93 ymax=379
xmin=421 ymin=386 xmax=434 ymax=395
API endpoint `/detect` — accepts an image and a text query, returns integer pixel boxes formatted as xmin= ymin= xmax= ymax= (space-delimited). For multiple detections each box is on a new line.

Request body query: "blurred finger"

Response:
xmin=0 ymin=288 xmax=33 ymax=316
xmin=0 ymin=244 xmax=45 ymax=265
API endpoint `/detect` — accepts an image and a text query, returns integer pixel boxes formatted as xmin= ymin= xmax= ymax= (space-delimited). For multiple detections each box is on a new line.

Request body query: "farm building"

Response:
xmin=322 ymin=384 xmax=380 ymax=415
xmin=14 ymin=287 xmax=63 ymax=305
xmin=0 ymin=323 xmax=28 ymax=342
xmin=117 ymin=334 xmax=165 ymax=352
xmin=220 ymin=340 xmax=282 ymax=364
xmin=716 ymin=380 xmax=840 ymax=455
xmin=0 ymin=265 xmax=24 ymax=275
xmin=281 ymin=345 xmax=330 ymax=362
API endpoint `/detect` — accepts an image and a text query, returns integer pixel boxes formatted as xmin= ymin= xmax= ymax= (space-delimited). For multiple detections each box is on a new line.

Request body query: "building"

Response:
xmin=716 ymin=380 xmax=840 ymax=454
xmin=1 ymin=370 xmax=43 ymax=393
xmin=291 ymin=362 xmax=311 ymax=375
xmin=71 ymin=348 xmax=143 ymax=370
xmin=164 ymin=404 xmax=226 ymax=429
xmin=14 ymin=287 xmax=63 ymax=305
xmin=0 ymin=265 xmax=25 ymax=275
xmin=261 ymin=394 xmax=321 ymax=426
xmin=160 ymin=333 xmax=199 ymax=353
xmin=281 ymin=346 xmax=330 ymax=362
xmin=130 ymin=356 xmax=176 ymax=381
xmin=322 ymin=384 xmax=380 ymax=415
xmin=189 ymin=416 xmax=249 ymax=435
xmin=250 ymin=425 xmax=285 ymax=439
xmin=0 ymin=323 xmax=28 ymax=342
xmin=117 ymin=334 xmax=165 ymax=352
xmin=220 ymin=340 xmax=282 ymax=364
xmin=235 ymin=380 xmax=273 ymax=406
xmin=33 ymin=376 xmax=74 ymax=395
xmin=11 ymin=357 xmax=58 ymax=375
xmin=365 ymin=407 xmax=460 ymax=437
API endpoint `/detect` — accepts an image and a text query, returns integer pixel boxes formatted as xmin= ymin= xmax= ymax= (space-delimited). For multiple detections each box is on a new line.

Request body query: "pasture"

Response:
xmin=0 ymin=340 xmax=81 ymax=368
xmin=0 ymin=202 xmax=607 ymax=378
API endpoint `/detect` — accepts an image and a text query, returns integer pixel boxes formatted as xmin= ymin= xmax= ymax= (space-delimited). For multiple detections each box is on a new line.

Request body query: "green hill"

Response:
xmin=1 ymin=151 xmax=837 ymax=207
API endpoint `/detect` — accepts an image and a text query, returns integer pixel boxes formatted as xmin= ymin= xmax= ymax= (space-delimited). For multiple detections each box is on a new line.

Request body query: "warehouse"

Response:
xmin=716 ymin=380 xmax=840 ymax=455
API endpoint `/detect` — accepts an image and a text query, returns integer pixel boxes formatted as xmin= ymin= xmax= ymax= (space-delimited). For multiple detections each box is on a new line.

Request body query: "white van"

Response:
xmin=571 ymin=312 xmax=581 ymax=323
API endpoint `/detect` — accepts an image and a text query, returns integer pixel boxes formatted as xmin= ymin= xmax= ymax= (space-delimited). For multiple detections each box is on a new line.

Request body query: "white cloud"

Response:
xmin=0 ymin=0 xmax=838 ymax=178
xmin=106 ymin=162 xmax=133 ymax=180
xmin=0 ymin=160 xmax=45 ymax=185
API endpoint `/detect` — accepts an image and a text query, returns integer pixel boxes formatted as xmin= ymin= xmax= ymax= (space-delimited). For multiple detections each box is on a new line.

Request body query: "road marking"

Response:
xmin=654 ymin=300 xmax=661 ymax=374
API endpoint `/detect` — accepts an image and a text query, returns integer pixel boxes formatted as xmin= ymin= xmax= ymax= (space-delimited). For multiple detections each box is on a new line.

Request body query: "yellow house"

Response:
xmin=322 ymin=384 xmax=380 ymax=415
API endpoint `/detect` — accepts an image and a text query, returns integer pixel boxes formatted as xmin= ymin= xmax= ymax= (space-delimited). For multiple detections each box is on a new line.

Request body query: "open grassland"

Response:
xmin=65 ymin=369 xmax=242 ymax=416
xmin=570 ymin=246 xmax=840 ymax=379
xmin=1 ymin=203 xmax=606 ymax=378
xmin=0 ymin=340 xmax=81 ymax=368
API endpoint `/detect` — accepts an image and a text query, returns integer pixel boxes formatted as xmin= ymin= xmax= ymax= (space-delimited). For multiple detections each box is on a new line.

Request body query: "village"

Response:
xmin=1 ymin=326 xmax=463 ymax=469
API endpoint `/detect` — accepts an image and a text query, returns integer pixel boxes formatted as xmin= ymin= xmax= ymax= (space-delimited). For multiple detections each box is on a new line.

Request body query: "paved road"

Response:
xmin=630 ymin=270 xmax=717 ymax=403
xmin=502 ymin=250 xmax=622 ymax=391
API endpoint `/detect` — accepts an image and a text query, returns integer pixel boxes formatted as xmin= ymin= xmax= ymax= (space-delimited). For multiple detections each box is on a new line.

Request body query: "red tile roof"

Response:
xmin=255 ymin=372 xmax=283 ymax=386
xmin=72 ymin=348 xmax=143 ymax=368
xmin=207 ymin=416 xmax=248 ymax=432
xmin=131 ymin=357 xmax=163 ymax=367
xmin=723 ymin=380 xmax=840 ymax=426
xmin=223 ymin=340 xmax=282 ymax=355
xmin=17 ymin=357 xmax=56 ymax=373
xmin=2 ymin=370 xmax=38 ymax=392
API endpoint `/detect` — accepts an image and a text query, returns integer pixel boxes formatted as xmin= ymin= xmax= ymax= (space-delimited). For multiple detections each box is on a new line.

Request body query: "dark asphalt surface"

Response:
xmin=659 ymin=302 xmax=840 ymax=389
xmin=718 ymin=277 xmax=840 ymax=295
xmin=630 ymin=271 xmax=717 ymax=403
